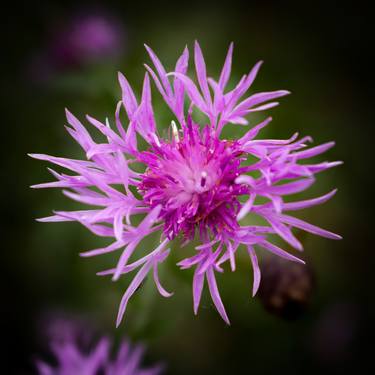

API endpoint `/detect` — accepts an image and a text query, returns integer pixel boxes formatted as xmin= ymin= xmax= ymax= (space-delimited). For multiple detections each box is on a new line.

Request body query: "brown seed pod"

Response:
xmin=257 ymin=256 xmax=315 ymax=320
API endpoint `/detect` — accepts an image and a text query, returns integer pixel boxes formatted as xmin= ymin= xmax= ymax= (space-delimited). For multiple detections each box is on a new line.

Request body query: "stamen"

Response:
xmin=200 ymin=171 xmax=207 ymax=187
xmin=151 ymin=133 xmax=161 ymax=147
xmin=171 ymin=120 xmax=179 ymax=142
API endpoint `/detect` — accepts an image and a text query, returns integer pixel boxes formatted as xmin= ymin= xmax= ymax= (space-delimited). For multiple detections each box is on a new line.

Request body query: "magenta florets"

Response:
xmin=138 ymin=118 xmax=245 ymax=241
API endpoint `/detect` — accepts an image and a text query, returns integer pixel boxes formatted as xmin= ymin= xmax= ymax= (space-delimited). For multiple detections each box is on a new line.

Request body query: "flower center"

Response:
xmin=137 ymin=120 xmax=246 ymax=240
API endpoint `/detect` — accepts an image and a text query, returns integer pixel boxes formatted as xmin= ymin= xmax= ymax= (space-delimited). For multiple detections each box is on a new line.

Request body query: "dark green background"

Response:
xmin=2 ymin=1 xmax=372 ymax=374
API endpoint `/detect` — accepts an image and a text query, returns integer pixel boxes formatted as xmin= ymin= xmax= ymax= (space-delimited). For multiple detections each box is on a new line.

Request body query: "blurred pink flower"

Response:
xmin=36 ymin=317 xmax=163 ymax=375
xmin=29 ymin=8 xmax=126 ymax=81
xmin=50 ymin=11 xmax=125 ymax=67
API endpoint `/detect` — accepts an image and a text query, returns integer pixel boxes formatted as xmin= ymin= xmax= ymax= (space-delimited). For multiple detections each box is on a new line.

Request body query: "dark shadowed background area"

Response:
xmin=2 ymin=1 xmax=373 ymax=374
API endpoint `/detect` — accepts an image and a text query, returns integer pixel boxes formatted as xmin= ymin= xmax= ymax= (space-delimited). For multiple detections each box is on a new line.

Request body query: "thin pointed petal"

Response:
xmin=292 ymin=142 xmax=335 ymax=160
xmin=116 ymin=261 xmax=153 ymax=327
xmin=153 ymin=262 xmax=173 ymax=298
xmin=282 ymin=189 xmax=337 ymax=211
xmin=144 ymin=44 xmax=172 ymax=97
xmin=259 ymin=241 xmax=305 ymax=264
xmin=279 ymin=214 xmax=342 ymax=240
xmin=194 ymin=40 xmax=211 ymax=105
xmin=192 ymin=267 xmax=205 ymax=315
xmin=206 ymin=267 xmax=230 ymax=324
xmin=218 ymin=42 xmax=234 ymax=90
xmin=118 ymin=72 xmax=138 ymax=119
xmin=247 ymin=246 xmax=261 ymax=297
xmin=264 ymin=215 xmax=303 ymax=251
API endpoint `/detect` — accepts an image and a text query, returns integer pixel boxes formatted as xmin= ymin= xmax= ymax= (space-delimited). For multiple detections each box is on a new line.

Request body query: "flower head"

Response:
xmin=30 ymin=42 xmax=341 ymax=325
xmin=36 ymin=317 xmax=163 ymax=375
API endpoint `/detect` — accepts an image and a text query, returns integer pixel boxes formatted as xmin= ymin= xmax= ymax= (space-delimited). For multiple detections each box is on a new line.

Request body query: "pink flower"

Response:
xmin=30 ymin=42 xmax=341 ymax=325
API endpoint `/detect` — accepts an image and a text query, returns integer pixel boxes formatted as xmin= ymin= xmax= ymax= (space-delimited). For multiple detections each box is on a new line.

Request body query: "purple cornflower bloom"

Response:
xmin=30 ymin=42 xmax=341 ymax=325
xmin=36 ymin=318 xmax=163 ymax=375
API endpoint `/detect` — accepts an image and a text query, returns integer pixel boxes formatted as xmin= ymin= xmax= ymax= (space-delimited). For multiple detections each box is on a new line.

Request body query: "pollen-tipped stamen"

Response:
xmin=171 ymin=120 xmax=179 ymax=143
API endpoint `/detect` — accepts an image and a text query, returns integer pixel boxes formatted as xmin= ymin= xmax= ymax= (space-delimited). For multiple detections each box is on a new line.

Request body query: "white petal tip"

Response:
xmin=295 ymin=243 xmax=304 ymax=252
xmin=28 ymin=153 xmax=42 ymax=159
xmin=236 ymin=212 xmax=246 ymax=221
xmin=96 ymin=270 xmax=109 ymax=276
xmin=35 ymin=217 xmax=49 ymax=222
xmin=223 ymin=318 xmax=231 ymax=325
